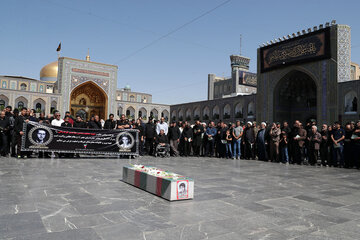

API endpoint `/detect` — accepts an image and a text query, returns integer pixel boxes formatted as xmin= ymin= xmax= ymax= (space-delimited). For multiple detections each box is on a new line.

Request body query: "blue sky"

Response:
xmin=0 ymin=0 xmax=360 ymax=104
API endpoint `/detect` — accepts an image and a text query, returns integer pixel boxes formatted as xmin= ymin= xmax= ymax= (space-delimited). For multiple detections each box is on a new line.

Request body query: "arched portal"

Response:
xmin=70 ymin=82 xmax=107 ymax=121
xmin=234 ymin=103 xmax=243 ymax=119
xmin=203 ymin=106 xmax=210 ymax=120
xmin=213 ymin=105 xmax=220 ymax=120
xmin=126 ymin=106 xmax=135 ymax=119
xmin=161 ymin=110 xmax=169 ymax=121
xmin=223 ymin=104 xmax=231 ymax=119
xmin=51 ymin=101 xmax=57 ymax=114
xmin=344 ymin=91 xmax=358 ymax=113
xmin=0 ymin=95 xmax=9 ymax=110
xmin=274 ymin=70 xmax=317 ymax=123
xmin=139 ymin=107 xmax=147 ymax=120
xmin=33 ymin=98 xmax=46 ymax=113
xmin=150 ymin=108 xmax=159 ymax=120
xmin=193 ymin=107 xmax=200 ymax=120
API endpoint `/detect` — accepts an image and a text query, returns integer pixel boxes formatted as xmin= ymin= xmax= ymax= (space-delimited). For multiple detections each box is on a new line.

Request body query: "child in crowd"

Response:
xmin=225 ymin=129 xmax=233 ymax=159
xmin=280 ymin=132 xmax=289 ymax=164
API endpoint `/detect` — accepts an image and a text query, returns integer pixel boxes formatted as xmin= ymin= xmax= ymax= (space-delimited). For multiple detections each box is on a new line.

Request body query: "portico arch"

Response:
xmin=274 ymin=70 xmax=317 ymax=123
xmin=126 ymin=106 xmax=135 ymax=119
xmin=139 ymin=107 xmax=147 ymax=120
xmin=161 ymin=110 xmax=169 ymax=121
xmin=193 ymin=107 xmax=200 ymax=120
xmin=70 ymin=81 xmax=107 ymax=121
xmin=0 ymin=95 xmax=9 ymax=110
xmin=203 ymin=106 xmax=210 ymax=120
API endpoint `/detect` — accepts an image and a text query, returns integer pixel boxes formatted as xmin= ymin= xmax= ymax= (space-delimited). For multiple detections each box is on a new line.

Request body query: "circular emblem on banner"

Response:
xmin=28 ymin=125 xmax=53 ymax=146
xmin=116 ymin=132 xmax=135 ymax=150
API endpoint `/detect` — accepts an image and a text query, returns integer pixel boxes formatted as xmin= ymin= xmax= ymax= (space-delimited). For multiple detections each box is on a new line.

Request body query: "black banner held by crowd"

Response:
xmin=21 ymin=121 xmax=139 ymax=155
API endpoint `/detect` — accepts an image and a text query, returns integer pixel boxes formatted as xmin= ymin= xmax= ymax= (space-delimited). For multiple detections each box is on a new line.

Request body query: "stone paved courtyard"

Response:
xmin=0 ymin=156 xmax=359 ymax=240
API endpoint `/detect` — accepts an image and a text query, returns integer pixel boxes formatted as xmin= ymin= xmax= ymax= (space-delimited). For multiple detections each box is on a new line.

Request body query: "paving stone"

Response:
xmin=0 ymin=155 xmax=360 ymax=239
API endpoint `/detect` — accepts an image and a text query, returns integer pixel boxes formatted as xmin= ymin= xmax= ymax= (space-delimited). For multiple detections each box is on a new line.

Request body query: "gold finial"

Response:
xmin=86 ymin=48 xmax=90 ymax=61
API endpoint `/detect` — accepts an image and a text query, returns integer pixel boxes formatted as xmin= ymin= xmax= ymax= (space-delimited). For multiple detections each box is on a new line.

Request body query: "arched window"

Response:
xmin=162 ymin=110 xmax=169 ymax=121
xmin=35 ymin=103 xmax=42 ymax=110
xmin=51 ymin=101 xmax=57 ymax=114
xmin=18 ymin=101 xmax=24 ymax=109
xmin=345 ymin=91 xmax=358 ymax=113
xmin=223 ymin=104 xmax=231 ymax=119
xmin=0 ymin=100 xmax=5 ymax=110
xmin=178 ymin=109 xmax=184 ymax=121
xmin=193 ymin=107 xmax=200 ymax=120
xmin=185 ymin=109 xmax=191 ymax=121
xmin=117 ymin=107 xmax=123 ymax=117
xmin=126 ymin=107 xmax=135 ymax=118
xmin=150 ymin=109 xmax=158 ymax=120
xmin=213 ymin=105 xmax=220 ymax=120
xmin=248 ymin=102 xmax=254 ymax=116
xmin=203 ymin=107 xmax=210 ymax=120
xmin=171 ymin=110 xmax=177 ymax=121
xmin=138 ymin=108 xmax=147 ymax=120
xmin=234 ymin=103 xmax=243 ymax=118
xmin=130 ymin=95 xmax=135 ymax=102
xmin=20 ymin=83 xmax=27 ymax=91
xmin=79 ymin=98 xmax=86 ymax=105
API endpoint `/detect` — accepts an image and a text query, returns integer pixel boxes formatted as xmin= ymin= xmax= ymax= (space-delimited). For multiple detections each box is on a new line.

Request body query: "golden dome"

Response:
xmin=40 ymin=61 xmax=58 ymax=79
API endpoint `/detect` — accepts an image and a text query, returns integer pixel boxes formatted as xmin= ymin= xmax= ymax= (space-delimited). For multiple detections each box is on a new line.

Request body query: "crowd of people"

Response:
xmin=0 ymin=105 xmax=359 ymax=170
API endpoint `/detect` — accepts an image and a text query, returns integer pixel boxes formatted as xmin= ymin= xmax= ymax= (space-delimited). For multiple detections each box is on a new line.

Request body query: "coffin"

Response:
xmin=122 ymin=165 xmax=194 ymax=201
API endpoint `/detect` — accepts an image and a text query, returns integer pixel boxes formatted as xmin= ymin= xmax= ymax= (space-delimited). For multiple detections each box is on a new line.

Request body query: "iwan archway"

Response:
xmin=274 ymin=70 xmax=317 ymax=123
xmin=70 ymin=81 xmax=108 ymax=121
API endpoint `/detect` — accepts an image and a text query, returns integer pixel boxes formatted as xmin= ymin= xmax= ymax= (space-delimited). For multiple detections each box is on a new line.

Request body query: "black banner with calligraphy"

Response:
xmin=260 ymin=28 xmax=331 ymax=73
xmin=21 ymin=121 xmax=139 ymax=155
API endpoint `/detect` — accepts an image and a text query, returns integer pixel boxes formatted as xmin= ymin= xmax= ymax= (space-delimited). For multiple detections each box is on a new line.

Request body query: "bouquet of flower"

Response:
xmin=130 ymin=164 xmax=183 ymax=179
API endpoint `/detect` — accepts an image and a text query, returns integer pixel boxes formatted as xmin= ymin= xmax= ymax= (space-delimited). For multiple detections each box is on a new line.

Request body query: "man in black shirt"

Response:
xmin=73 ymin=115 xmax=87 ymax=128
xmin=135 ymin=119 xmax=145 ymax=156
xmin=320 ymin=124 xmax=328 ymax=166
xmin=168 ymin=121 xmax=180 ymax=156
xmin=10 ymin=109 xmax=19 ymax=157
xmin=0 ymin=111 xmax=10 ymax=156
xmin=61 ymin=116 xmax=73 ymax=127
xmin=156 ymin=129 xmax=169 ymax=145
xmin=88 ymin=115 xmax=102 ymax=129
xmin=155 ymin=129 xmax=170 ymax=156
xmin=144 ymin=117 xmax=156 ymax=155
xmin=331 ymin=122 xmax=345 ymax=167
xmin=192 ymin=120 xmax=204 ymax=157
xmin=182 ymin=122 xmax=193 ymax=157
xmin=14 ymin=108 xmax=28 ymax=158
xmin=5 ymin=106 xmax=15 ymax=156
xmin=104 ymin=114 xmax=116 ymax=129
xmin=243 ymin=122 xmax=255 ymax=160
xmin=117 ymin=114 xmax=130 ymax=129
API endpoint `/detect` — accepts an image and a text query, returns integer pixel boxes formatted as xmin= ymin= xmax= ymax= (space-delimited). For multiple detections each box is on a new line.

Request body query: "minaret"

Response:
xmin=86 ymin=48 xmax=90 ymax=61
xmin=230 ymin=54 xmax=250 ymax=93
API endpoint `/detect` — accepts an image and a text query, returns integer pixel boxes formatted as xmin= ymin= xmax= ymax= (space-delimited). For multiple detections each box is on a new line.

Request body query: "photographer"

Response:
xmin=0 ymin=111 xmax=10 ymax=156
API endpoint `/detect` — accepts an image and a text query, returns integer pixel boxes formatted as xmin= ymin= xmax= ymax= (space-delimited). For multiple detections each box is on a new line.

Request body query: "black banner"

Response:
xmin=21 ymin=121 xmax=139 ymax=155
xmin=260 ymin=28 xmax=331 ymax=73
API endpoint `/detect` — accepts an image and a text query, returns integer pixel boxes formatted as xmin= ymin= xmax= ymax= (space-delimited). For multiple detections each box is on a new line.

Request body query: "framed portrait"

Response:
xmin=176 ymin=180 xmax=189 ymax=200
